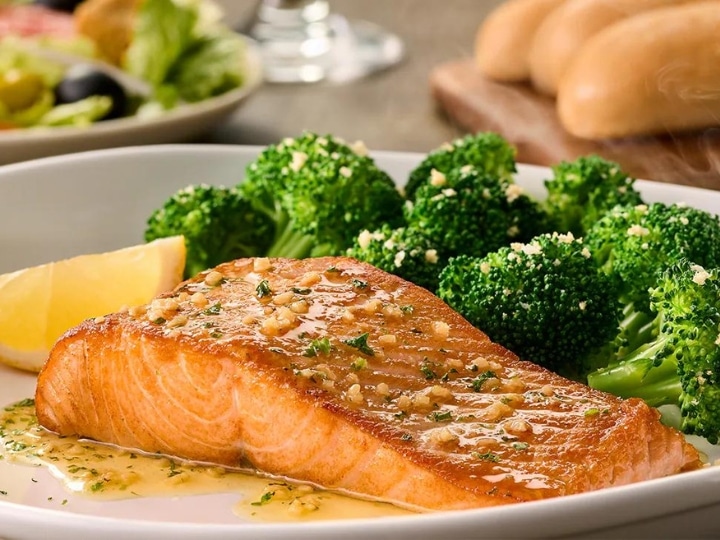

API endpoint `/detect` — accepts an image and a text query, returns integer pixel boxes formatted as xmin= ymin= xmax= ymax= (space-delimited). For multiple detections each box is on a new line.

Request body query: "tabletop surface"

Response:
xmin=205 ymin=0 xmax=503 ymax=154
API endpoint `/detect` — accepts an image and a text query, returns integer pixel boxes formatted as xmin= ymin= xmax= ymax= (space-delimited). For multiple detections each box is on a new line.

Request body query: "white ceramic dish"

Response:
xmin=0 ymin=41 xmax=263 ymax=166
xmin=1 ymin=145 xmax=720 ymax=540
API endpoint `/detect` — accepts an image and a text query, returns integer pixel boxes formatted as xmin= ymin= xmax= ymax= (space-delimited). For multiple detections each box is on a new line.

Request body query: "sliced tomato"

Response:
xmin=0 ymin=5 xmax=76 ymax=39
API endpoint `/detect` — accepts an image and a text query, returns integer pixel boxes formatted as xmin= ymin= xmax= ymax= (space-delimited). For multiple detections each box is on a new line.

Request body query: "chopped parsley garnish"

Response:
xmin=441 ymin=368 xmax=458 ymax=382
xmin=400 ymin=433 xmax=413 ymax=441
xmin=256 ymin=279 xmax=272 ymax=298
xmin=420 ymin=360 xmax=438 ymax=380
xmin=203 ymin=303 xmax=222 ymax=315
xmin=14 ymin=398 xmax=34 ymax=408
xmin=342 ymin=333 xmax=374 ymax=356
xmin=428 ymin=410 xmax=453 ymax=422
xmin=291 ymin=287 xmax=312 ymax=295
xmin=251 ymin=491 xmax=275 ymax=506
xmin=152 ymin=317 xmax=166 ymax=325
xmin=4 ymin=440 xmax=28 ymax=452
xmin=304 ymin=337 xmax=332 ymax=357
xmin=350 ymin=278 xmax=368 ymax=289
xmin=399 ymin=305 xmax=414 ymax=314
xmin=472 ymin=451 xmax=500 ymax=462
xmin=512 ymin=442 xmax=530 ymax=451
xmin=468 ymin=371 xmax=497 ymax=392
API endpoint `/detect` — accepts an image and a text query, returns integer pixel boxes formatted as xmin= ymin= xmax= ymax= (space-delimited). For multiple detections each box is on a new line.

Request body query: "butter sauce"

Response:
xmin=0 ymin=399 xmax=413 ymax=522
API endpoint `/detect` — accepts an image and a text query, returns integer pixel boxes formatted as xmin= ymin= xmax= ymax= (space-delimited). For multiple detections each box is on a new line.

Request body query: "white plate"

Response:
xmin=1 ymin=145 xmax=720 ymax=540
xmin=0 ymin=41 xmax=263 ymax=166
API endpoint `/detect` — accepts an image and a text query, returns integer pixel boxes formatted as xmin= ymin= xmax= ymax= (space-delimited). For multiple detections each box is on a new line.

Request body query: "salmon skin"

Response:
xmin=36 ymin=257 xmax=701 ymax=511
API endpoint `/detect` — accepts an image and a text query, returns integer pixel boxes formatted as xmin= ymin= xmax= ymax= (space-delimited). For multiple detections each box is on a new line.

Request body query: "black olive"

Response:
xmin=54 ymin=65 xmax=128 ymax=120
xmin=33 ymin=0 xmax=85 ymax=13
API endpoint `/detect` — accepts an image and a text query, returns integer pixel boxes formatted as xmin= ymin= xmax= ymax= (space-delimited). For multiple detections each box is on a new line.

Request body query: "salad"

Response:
xmin=0 ymin=0 xmax=249 ymax=130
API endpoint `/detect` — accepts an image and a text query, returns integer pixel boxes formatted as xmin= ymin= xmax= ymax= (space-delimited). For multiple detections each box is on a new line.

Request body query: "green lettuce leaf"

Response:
xmin=122 ymin=0 xmax=246 ymax=105
xmin=36 ymin=96 xmax=112 ymax=127
xmin=167 ymin=30 xmax=245 ymax=102
xmin=123 ymin=0 xmax=198 ymax=87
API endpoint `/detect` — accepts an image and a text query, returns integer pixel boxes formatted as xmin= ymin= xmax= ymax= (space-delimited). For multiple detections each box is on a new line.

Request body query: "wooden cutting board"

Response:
xmin=430 ymin=59 xmax=720 ymax=190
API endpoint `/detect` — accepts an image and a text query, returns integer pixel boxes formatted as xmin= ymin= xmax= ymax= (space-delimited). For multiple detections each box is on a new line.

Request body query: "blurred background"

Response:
xmin=207 ymin=0 xmax=501 ymax=152
xmin=4 ymin=0 xmax=719 ymax=187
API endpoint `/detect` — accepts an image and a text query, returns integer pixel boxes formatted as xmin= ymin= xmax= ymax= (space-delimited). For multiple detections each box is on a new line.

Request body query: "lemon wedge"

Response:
xmin=0 ymin=236 xmax=186 ymax=373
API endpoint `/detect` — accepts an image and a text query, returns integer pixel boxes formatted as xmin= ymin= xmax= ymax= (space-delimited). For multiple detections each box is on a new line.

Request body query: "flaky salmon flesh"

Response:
xmin=35 ymin=257 xmax=701 ymax=511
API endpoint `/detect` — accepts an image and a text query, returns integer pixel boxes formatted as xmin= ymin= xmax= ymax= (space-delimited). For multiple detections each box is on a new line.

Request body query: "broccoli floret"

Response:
xmin=588 ymin=260 xmax=720 ymax=443
xmin=347 ymin=225 xmax=444 ymax=292
xmin=585 ymin=202 xmax=720 ymax=309
xmin=403 ymin=166 xmax=550 ymax=261
xmin=437 ymin=232 xmax=622 ymax=379
xmin=544 ymin=155 xmax=644 ymax=236
xmin=144 ymin=184 xmax=274 ymax=278
xmin=240 ymin=132 xmax=405 ymax=258
xmin=404 ymin=132 xmax=517 ymax=200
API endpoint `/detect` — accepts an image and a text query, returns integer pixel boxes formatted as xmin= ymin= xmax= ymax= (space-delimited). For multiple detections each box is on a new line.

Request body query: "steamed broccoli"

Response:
xmin=588 ymin=260 xmax=720 ymax=443
xmin=144 ymin=184 xmax=274 ymax=277
xmin=240 ymin=132 xmax=405 ymax=258
xmin=403 ymin=165 xmax=550 ymax=261
xmin=347 ymin=224 xmax=444 ymax=291
xmin=544 ymin=155 xmax=644 ymax=236
xmin=404 ymin=132 xmax=517 ymax=200
xmin=437 ymin=232 xmax=622 ymax=379
xmin=584 ymin=202 xmax=720 ymax=310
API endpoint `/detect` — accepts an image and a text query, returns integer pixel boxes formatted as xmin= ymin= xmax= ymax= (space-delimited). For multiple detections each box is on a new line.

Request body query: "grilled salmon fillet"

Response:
xmin=35 ymin=256 xmax=701 ymax=511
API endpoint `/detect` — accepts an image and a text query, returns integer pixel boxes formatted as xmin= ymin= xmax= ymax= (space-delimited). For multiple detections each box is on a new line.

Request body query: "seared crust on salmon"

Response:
xmin=35 ymin=257 xmax=701 ymax=511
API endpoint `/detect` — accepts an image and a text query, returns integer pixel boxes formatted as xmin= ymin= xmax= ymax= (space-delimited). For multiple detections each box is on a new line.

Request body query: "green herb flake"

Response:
xmin=90 ymin=482 xmax=105 ymax=492
xmin=291 ymin=287 xmax=311 ymax=295
xmin=304 ymin=337 xmax=332 ymax=357
xmin=4 ymin=440 xmax=28 ymax=452
xmin=512 ymin=442 xmax=530 ymax=451
xmin=152 ymin=317 xmax=167 ymax=325
xmin=584 ymin=408 xmax=600 ymax=417
xmin=14 ymin=398 xmax=34 ymax=408
xmin=350 ymin=278 xmax=368 ymax=289
xmin=420 ymin=360 xmax=438 ymax=380
xmin=472 ymin=451 xmax=500 ymax=462
xmin=400 ymin=433 xmax=413 ymax=441
xmin=0 ymin=491 xmax=7 ymax=496
xmin=342 ymin=333 xmax=374 ymax=356
xmin=468 ymin=371 xmax=497 ymax=392
xmin=251 ymin=491 xmax=275 ymax=506
xmin=256 ymin=280 xmax=272 ymax=298
xmin=428 ymin=410 xmax=453 ymax=422
xmin=399 ymin=305 xmax=414 ymax=314
xmin=203 ymin=303 xmax=222 ymax=315
xmin=441 ymin=368 xmax=458 ymax=382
